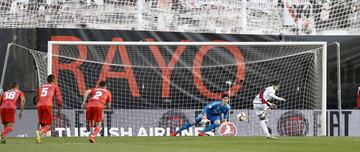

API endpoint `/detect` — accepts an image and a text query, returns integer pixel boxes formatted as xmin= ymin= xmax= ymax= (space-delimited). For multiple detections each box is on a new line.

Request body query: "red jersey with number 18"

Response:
xmin=0 ymin=89 xmax=24 ymax=110
xmin=86 ymin=88 xmax=112 ymax=108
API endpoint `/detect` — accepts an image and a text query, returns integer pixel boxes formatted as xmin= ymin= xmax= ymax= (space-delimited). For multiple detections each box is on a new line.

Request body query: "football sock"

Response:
xmin=40 ymin=125 xmax=51 ymax=135
xmin=260 ymin=120 xmax=271 ymax=136
xmin=2 ymin=126 xmax=13 ymax=137
xmin=91 ymin=126 xmax=101 ymax=137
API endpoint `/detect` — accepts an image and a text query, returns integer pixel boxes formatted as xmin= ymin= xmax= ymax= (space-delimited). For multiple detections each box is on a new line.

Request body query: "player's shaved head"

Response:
xmin=11 ymin=82 xmax=19 ymax=88
xmin=99 ymin=81 xmax=107 ymax=87
xmin=47 ymin=74 xmax=56 ymax=83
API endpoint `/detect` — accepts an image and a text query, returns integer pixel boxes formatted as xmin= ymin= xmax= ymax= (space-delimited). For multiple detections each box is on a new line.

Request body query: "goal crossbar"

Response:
xmin=49 ymin=41 xmax=327 ymax=46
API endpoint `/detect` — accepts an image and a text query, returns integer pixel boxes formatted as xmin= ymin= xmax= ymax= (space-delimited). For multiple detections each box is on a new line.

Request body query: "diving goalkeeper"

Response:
xmin=170 ymin=94 xmax=230 ymax=136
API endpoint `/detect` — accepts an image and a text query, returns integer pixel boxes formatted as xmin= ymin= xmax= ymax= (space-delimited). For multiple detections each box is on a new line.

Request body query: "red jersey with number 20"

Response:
xmin=0 ymin=89 xmax=24 ymax=109
xmin=86 ymin=88 xmax=112 ymax=108
xmin=37 ymin=84 xmax=62 ymax=107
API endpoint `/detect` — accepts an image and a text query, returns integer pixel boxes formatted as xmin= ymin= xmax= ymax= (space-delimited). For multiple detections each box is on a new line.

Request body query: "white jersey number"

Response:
xmin=93 ymin=91 xmax=103 ymax=100
xmin=4 ymin=91 xmax=16 ymax=100
xmin=41 ymin=88 xmax=49 ymax=97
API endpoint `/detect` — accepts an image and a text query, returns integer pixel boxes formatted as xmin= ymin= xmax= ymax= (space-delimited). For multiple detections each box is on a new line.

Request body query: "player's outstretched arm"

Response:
xmin=269 ymin=93 xmax=286 ymax=102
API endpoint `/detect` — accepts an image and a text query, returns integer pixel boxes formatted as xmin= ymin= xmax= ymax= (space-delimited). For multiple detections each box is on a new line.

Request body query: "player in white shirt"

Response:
xmin=253 ymin=80 xmax=286 ymax=139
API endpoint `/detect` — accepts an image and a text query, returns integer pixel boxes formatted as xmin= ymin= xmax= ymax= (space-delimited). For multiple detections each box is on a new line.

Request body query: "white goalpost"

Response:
xmin=0 ymin=41 xmax=327 ymax=136
xmin=43 ymin=41 xmax=327 ymax=136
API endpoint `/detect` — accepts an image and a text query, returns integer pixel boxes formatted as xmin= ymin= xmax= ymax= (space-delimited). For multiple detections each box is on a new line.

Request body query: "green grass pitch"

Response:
xmin=1 ymin=137 xmax=359 ymax=152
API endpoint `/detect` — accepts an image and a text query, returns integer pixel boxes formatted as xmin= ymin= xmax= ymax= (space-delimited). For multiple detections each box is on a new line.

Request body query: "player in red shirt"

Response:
xmin=81 ymin=81 xmax=112 ymax=143
xmin=36 ymin=74 xmax=62 ymax=144
xmin=0 ymin=82 xmax=25 ymax=144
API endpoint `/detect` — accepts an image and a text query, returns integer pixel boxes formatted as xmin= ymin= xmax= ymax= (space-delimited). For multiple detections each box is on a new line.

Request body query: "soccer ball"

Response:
xmin=236 ymin=112 xmax=246 ymax=121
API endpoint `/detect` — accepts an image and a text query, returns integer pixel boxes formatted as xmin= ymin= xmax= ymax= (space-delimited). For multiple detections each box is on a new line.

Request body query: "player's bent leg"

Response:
xmin=1 ymin=123 xmax=11 ymax=136
xmin=258 ymin=113 xmax=276 ymax=139
xmin=40 ymin=106 xmax=53 ymax=136
xmin=36 ymin=106 xmax=53 ymax=144
xmin=1 ymin=108 xmax=16 ymax=144
xmin=3 ymin=123 xmax=14 ymax=137
xmin=1 ymin=122 xmax=14 ymax=144
xmin=262 ymin=108 xmax=275 ymax=137
xmin=89 ymin=121 xmax=102 ymax=144
xmin=40 ymin=125 xmax=51 ymax=136
xmin=92 ymin=122 xmax=102 ymax=136
xmin=198 ymin=120 xmax=220 ymax=136
xmin=89 ymin=108 xmax=103 ymax=143
xmin=171 ymin=121 xmax=196 ymax=136
xmin=172 ymin=114 xmax=203 ymax=136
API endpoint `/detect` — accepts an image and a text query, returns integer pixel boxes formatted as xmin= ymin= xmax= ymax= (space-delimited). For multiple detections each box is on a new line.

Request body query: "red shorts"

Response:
xmin=0 ymin=108 xmax=16 ymax=124
xmin=86 ymin=107 xmax=103 ymax=122
xmin=37 ymin=106 xmax=53 ymax=125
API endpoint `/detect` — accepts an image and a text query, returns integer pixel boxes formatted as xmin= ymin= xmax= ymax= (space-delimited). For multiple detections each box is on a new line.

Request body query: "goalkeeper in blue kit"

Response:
xmin=170 ymin=94 xmax=230 ymax=136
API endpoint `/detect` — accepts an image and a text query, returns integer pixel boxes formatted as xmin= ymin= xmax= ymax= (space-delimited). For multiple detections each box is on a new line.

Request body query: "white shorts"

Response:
xmin=253 ymin=103 xmax=269 ymax=116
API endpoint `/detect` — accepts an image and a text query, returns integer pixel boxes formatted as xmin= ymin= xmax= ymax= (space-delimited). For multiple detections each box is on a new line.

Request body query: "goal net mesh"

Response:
xmin=24 ymin=42 xmax=326 ymax=136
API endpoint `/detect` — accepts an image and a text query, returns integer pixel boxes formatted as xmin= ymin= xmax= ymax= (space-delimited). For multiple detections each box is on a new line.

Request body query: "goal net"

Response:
xmin=42 ymin=41 xmax=326 ymax=136
xmin=1 ymin=41 xmax=327 ymax=137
